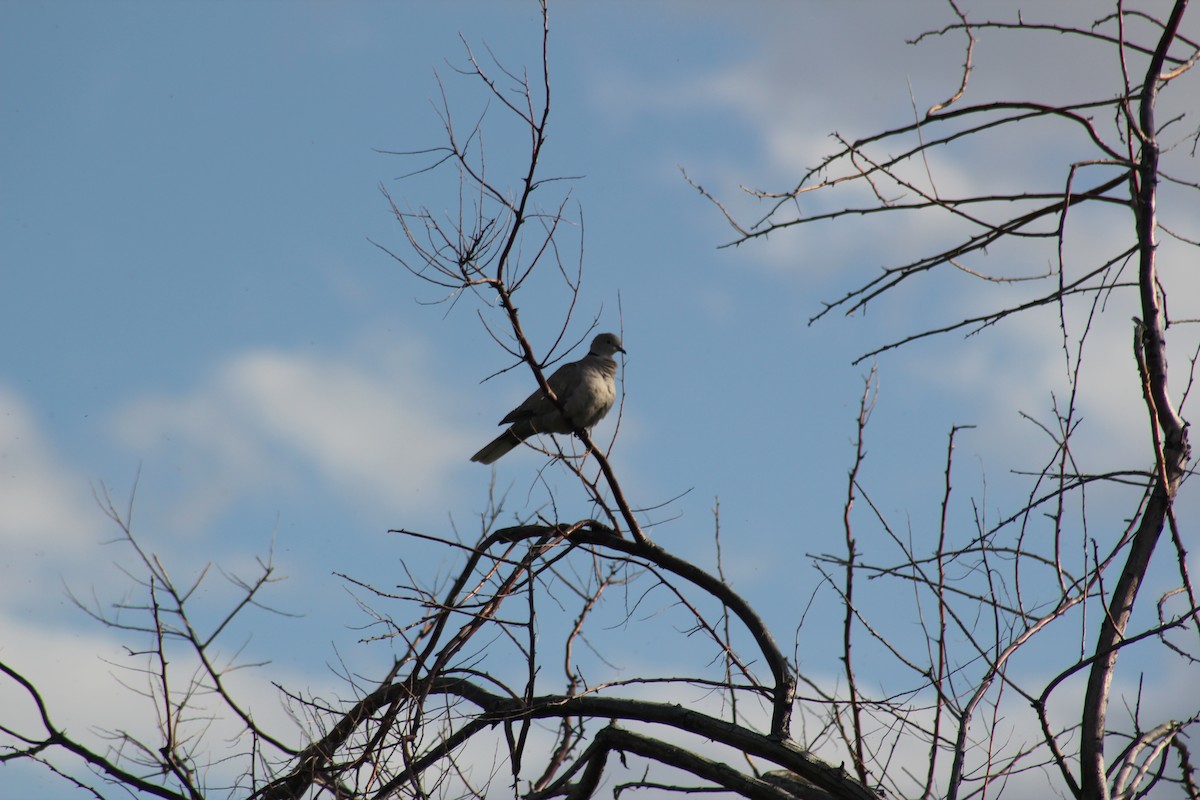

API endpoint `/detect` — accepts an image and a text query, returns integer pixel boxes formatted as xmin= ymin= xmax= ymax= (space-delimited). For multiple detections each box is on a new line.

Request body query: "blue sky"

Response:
xmin=3 ymin=2 xmax=1199 ymax=798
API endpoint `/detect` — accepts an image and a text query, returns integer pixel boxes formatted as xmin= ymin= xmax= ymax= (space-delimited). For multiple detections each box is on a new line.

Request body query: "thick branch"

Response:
xmin=377 ymin=677 xmax=878 ymax=800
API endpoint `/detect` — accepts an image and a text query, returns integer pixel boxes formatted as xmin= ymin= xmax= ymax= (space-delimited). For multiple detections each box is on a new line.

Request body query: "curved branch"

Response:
xmin=374 ymin=677 xmax=877 ymax=800
xmin=0 ymin=660 xmax=192 ymax=800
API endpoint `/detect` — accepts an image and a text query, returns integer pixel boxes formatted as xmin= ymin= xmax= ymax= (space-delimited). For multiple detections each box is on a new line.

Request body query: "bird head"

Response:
xmin=590 ymin=332 xmax=625 ymax=357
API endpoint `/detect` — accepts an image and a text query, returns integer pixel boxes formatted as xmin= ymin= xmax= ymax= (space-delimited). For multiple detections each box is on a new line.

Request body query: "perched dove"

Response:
xmin=471 ymin=332 xmax=625 ymax=464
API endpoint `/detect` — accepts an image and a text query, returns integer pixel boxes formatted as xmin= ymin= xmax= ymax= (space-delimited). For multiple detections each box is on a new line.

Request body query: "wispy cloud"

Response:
xmin=0 ymin=388 xmax=108 ymax=613
xmin=0 ymin=388 xmax=103 ymax=547
xmin=113 ymin=339 xmax=476 ymax=532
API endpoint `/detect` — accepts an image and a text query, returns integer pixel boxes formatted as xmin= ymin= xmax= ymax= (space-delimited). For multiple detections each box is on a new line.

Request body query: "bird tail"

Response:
xmin=470 ymin=429 xmax=524 ymax=464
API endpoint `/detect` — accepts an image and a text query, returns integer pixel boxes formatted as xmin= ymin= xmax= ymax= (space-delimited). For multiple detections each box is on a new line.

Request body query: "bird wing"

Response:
xmin=498 ymin=359 xmax=582 ymax=426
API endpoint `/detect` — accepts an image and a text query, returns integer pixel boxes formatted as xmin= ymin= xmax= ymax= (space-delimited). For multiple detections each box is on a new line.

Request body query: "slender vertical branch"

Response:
xmin=1080 ymin=5 xmax=1192 ymax=800
xmin=841 ymin=369 xmax=876 ymax=785
xmin=931 ymin=424 xmax=974 ymax=800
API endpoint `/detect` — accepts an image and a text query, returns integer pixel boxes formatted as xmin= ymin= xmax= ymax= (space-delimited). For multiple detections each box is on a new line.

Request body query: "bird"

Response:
xmin=470 ymin=332 xmax=625 ymax=464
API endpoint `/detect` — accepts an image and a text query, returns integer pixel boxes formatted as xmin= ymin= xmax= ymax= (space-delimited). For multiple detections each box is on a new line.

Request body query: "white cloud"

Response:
xmin=113 ymin=338 xmax=476 ymax=531
xmin=0 ymin=606 xmax=332 ymax=797
xmin=0 ymin=388 xmax=102 ymax=547
xmin=0 ymin=387 xmax=109 ymax=613
xmin=892 ymin=203 xmax=1187 ymax=480
xmin=0 ymin=618 xmax=161 ymax=750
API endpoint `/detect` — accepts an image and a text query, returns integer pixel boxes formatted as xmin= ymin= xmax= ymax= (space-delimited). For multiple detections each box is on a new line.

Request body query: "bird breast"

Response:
xmin=564 ymin=365 xmax=616 ymax=429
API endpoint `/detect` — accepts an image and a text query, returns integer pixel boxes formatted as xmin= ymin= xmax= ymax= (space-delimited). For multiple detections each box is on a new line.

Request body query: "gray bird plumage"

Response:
xmin=471 ymin=332 xmax=625 ymax=464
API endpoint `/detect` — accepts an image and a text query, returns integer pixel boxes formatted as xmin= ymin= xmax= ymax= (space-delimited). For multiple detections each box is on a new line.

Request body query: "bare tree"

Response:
xmin=689 ymin=2 xmax=1200 ymax=799
xmin=2 ymin=2 xmax=1198 ymax=800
